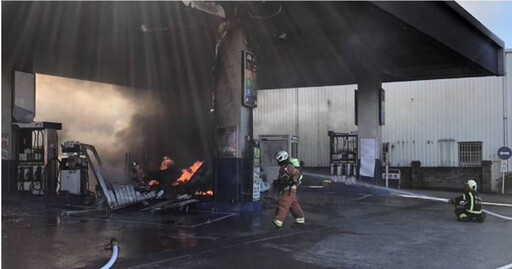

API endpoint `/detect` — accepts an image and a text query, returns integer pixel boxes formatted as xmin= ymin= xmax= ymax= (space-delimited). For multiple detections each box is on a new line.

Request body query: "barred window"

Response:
xmin=458 ymin=142 xmax=482 ymax=167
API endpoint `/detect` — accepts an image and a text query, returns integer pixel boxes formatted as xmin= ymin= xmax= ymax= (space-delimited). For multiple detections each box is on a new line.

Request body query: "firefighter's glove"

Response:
xmin=449 ymin=199 xmax=456 ymax=205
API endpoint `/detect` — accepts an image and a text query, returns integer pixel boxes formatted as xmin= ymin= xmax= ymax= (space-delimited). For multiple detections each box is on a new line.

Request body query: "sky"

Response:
xmin=457 ymin=1 xmax=512 ymax=49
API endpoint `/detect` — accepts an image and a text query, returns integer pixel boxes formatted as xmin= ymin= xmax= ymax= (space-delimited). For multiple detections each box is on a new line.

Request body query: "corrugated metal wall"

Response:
xmin=382 ymin=77 xmax=503 ymax=167
xmin=254 ymin=85 xmax=357 ymax=167
xmin=254 ymin=52 xmax=511 ymax=168
xmin=298 ymin=86 xmax=357 ymax=166
xmin=507 ymin=51 xmax=512 ymax=169
xmin=253 ymin=88 xmax=297 ymax=136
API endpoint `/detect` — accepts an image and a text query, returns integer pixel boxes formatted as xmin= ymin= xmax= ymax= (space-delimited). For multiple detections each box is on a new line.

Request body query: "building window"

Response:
xmin=458 ymin=142 xmax=482 ymax=167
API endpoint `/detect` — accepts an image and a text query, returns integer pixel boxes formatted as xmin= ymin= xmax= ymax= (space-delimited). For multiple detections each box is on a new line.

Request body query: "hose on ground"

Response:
xmin=100 ymin=239 xmax=119 ymax=269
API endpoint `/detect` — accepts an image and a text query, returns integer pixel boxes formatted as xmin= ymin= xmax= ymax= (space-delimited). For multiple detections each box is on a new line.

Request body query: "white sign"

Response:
xmin=501 ymin=160 xmax=508 ymax=173
xmin=360 ymin=138 xmax=376 ymax=177
xmin=253 ymin=167 xmax=261 ymax=201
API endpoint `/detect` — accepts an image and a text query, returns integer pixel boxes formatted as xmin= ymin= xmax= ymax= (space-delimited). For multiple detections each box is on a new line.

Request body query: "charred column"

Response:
xmin=213 ymin=21 xmax=255 ymax=203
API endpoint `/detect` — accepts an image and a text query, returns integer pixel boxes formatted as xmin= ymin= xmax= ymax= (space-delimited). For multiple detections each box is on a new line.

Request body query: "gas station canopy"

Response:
xmin=252 ymin=1 xmax=505 ymax=88
xmin=2 ymin=1 xmax=505 ymax=90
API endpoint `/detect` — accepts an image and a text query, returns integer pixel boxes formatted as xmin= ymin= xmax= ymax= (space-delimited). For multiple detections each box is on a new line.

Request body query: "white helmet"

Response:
xmin=275 ymin=151 xmax=289 ymax=162
xmin=466 ymin=179 xmax=477 ymax=191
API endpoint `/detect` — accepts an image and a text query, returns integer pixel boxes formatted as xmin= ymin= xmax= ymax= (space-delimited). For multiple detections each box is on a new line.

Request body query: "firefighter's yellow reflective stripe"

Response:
xmin=281 ymin=185 xmax=297 ymax=191
xmin=295 ymin=217 xmax=305 ymax=224
xmin=274 ymin=220 xmax=283 ymax=227
xmin=463 ymin=193 xmax=466 ymax=201
xmin=467 ymin=210 xmax=483 ymax=214
xmin=469 ymin=192 xmax=474 ymax=212
xmin=279 ymin=188 xmax=296 ymax=194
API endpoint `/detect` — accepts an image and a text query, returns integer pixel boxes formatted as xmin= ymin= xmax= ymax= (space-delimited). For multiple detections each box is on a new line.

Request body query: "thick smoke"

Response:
xmin=35 ymin=74 xmax=164 ymax=181
xmin=36 ymin=73 xmax=214 ymax=183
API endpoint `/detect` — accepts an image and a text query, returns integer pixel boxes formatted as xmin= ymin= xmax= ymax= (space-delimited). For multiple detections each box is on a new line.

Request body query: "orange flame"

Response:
xmin=195 ymin=190 xmax=214 ymax=196
xmin=174 ymin=161 xmax=204 ymax=185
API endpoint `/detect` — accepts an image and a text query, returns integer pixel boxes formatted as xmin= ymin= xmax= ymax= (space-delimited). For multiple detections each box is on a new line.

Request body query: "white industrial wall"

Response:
xmin=382 ymin=77 xmax=503 ymax=167
xmin=507 ymin=50 xmax=512 ymax=159
xmin=254 ymin=85 xmax=357 ymax=167
xmin=254 ymin=51 xmax=511 ymax=168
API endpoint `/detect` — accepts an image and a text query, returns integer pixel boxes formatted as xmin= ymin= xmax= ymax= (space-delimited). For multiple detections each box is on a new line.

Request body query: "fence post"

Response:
xmin=411 ymin=161 xmax=422 ymax=189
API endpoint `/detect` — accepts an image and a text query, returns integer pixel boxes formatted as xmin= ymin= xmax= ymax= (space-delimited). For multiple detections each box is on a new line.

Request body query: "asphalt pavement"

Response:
xmin=2 ymin=185 xmax=512 ymax=269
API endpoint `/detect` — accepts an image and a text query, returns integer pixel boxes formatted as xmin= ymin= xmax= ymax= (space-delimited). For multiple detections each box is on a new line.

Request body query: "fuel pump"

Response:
xmin=60 ymin=141 xmax=89 ymax=195
xmin=328 ymin=131 xmax=358 ymax=183
xmin=13 ymin=121 xmax=61 ymax=195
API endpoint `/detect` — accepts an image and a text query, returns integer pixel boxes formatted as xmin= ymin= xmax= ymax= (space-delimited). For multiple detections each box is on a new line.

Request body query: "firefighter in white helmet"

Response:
xmin=450 ymin=179 xmax=486 ymax=222
xmin=272 ymin=151 xmax=305 ymax=228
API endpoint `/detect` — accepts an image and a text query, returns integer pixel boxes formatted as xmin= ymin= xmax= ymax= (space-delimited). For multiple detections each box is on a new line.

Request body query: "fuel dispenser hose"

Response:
xmin=40 ymin=157 xmax=62 ymax=196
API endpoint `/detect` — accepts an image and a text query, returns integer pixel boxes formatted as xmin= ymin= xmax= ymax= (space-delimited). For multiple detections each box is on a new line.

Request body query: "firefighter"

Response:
xmin=450 ymin=179 xmax=486 ymax=222
xmin=273 ymin=151 xmax=305 ymax=228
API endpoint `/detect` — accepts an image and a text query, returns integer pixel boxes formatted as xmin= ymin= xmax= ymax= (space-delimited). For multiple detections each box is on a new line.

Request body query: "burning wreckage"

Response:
xmin=62 ymin=141 xmax=214 ymax=215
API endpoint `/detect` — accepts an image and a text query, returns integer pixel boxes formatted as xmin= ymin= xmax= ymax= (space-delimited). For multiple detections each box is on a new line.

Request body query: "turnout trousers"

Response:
xmin=455 ymin=207 xmax=486 ymax=222
xmin=274 ymin=188 xmax=305 ymax=224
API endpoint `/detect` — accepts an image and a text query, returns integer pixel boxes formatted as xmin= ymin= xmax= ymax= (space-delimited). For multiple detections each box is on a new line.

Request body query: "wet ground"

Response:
xmin=3 ymin=186 xmax=512 ymax=269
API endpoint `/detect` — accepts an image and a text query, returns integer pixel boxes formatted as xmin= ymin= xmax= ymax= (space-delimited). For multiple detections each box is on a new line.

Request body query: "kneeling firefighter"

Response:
xmin=273 ymin=151 xmax=305 ymax=228
xmin=450 ymin=179 xmax=486 ymax=222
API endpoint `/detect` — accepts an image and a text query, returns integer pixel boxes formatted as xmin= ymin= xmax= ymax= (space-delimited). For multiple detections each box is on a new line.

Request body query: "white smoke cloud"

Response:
xmin=35 ymin=73 xmax=160 ymax=181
